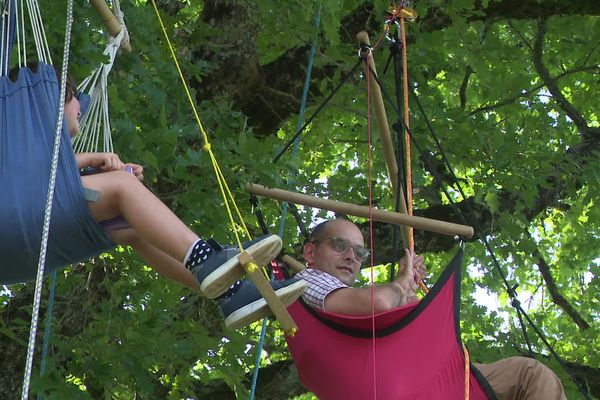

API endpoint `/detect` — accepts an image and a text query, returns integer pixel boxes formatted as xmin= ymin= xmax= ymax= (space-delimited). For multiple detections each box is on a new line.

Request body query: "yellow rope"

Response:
xmin=150 ymin=0 xmax=249 ymax=249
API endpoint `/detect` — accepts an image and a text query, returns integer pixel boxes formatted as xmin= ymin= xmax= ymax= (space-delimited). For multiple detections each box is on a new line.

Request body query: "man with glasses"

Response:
xmin=294 ymin=218 xmax=567 ymax=400
xmin=297 ymin=218 xmax=425 ymax=314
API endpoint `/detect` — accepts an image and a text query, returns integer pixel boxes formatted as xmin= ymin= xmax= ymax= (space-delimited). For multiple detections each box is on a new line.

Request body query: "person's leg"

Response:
xmin=108 ymin=228 xmax=199 ymax=291
xmin=107 ymin=227 xmax=307 ymax=330
xmin=83 ymin=170 xmax=197 ymax=262
xmin=82 ymin=171 xmax=307 ymax=327
xmin=474 ymin=357 xmax=566 ymax=400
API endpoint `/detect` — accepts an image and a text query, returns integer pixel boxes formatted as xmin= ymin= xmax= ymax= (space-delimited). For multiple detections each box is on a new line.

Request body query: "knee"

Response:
xmin=101 ymin=170 xmax=144 ymax=203
xmin=513 ymin=357 xmax=558 ymax=381
xmin=112 ymin=169 xmax=143 ymax=190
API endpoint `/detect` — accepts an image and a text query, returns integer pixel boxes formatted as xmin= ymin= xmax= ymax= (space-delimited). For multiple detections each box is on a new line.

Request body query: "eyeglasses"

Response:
xmin=311 ymin=236 xmax=370 ymax=263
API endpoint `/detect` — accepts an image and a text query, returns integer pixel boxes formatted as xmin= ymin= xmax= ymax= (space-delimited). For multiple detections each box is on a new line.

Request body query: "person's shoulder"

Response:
xmin=297 ymin=267 xmax=333 ymax=279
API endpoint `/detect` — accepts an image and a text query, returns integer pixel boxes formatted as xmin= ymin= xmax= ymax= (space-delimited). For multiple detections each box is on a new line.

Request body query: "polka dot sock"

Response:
xmin=184 ymin=238 xmax=215 ymax=270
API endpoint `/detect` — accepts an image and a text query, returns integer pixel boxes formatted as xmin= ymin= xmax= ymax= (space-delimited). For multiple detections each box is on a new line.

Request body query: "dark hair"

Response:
xmin=308 ymin=220 xmax=331 ymax=242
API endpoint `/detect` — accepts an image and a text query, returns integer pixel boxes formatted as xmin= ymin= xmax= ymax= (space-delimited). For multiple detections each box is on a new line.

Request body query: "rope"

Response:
xmin=371 ymin=53 xmax=591 ymax=399
xmin=399 ymin=15 xmax=413 ymax=250
xmin=149 ymin=0 xmax=251 ymax=250
xmin=37 ymin=271 xmax=57 ymax=400
xmin=365 ymin=56 xmax=379 ymax=400
xmin=250 ymin=8 xmax=321 ymax=399
xmin=272 ymin=58 xmax=362 ymax=163
xmin=73 ymin=27 xmax=126 ymax=154
xmin=21 ymin=0 xmax=74 ymax=398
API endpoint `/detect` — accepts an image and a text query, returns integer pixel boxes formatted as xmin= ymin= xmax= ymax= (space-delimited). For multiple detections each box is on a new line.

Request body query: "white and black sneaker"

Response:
xmin=192 ymin=234 xmax=282 ymax=299
xmin=218 ymin=278 xmax=306 ymax=330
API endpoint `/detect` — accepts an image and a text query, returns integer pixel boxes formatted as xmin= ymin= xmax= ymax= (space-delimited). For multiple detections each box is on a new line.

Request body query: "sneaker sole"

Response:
xmin=224 ymin=279 xmax=307 ymax=330
xmin=200 ymin=235 xmax=282 ymax=299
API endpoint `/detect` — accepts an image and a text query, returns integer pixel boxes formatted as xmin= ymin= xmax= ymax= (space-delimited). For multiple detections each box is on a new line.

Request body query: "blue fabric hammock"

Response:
xmin=0 ymin=63 xmax=114 ymax=284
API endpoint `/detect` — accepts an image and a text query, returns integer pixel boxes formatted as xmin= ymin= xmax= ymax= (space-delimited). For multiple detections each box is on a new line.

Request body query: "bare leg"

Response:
xmin=82 ymin=171 xmax=198 ymax=262
xmin=108 ymin=228 xmax=200 ymax=291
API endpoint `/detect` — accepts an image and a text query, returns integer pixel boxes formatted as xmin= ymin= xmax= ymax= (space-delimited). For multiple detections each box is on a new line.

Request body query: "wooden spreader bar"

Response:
xmin=246 ymin=183 xmax=474 ymax=239
xmin=90 ymin=0 xmax=131 ymax=52
xmin=238 ymin=251 xmax=298 ymax=335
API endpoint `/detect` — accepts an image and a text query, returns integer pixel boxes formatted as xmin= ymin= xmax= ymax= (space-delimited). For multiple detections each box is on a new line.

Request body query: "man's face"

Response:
xmin=303 ymin=219 xmax=366 ymax=286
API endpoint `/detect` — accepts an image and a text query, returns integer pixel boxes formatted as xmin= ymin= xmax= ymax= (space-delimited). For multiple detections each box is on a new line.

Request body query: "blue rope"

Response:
xmin=37 ymin=271 xmax=57 ymax=400
xmin=249 ymin=8 xmax=321 ymax=400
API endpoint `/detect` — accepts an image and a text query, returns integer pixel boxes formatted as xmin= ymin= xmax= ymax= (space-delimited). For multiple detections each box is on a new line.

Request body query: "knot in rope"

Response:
xmin=202 ymin=142 xmax=211 ymax=152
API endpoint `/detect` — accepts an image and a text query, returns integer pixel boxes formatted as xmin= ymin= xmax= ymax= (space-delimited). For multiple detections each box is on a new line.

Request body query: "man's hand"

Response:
xmin=396 ymin=249 xmax=427 ymax=304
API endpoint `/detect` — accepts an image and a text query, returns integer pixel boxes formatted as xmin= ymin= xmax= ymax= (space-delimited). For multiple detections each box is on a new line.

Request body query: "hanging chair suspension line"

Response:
xmin=376 ymin=53 xmax=592 ymax=400
xmin=74 ymin=0 xmax=130 ymax=155
xmin=25 ymin=0 xmax=52 ymax=64
xmin=73 ymin=26 xmax=127 ymax=154
xmin=250 ymin=7 xmax=322 ymax=400
xmin=399 ymin=15 xmax=413 ymax=250
xmin=272 ymin=57 xmax=363 ymax=163
xmin=38 ymin=271 xmax=57 ymax=400
xmin=21 ymin=1 xmax=74 ymax=398
xmin=149 ymin=0 xmax=248 ymax=249
xmin=149 ymin=0 xmax=298 ymax=334
xmin=364 ymin=54 xmax=379 ymax=400
xmin=365 ymin=65 xmax=470 ymax=221
xmin=357 ymin=31 xmax=410 ymax=249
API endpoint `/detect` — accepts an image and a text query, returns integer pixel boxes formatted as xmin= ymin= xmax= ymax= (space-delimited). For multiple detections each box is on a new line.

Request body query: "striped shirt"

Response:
xmin=296 ymin=268 xmax=350 ymax=311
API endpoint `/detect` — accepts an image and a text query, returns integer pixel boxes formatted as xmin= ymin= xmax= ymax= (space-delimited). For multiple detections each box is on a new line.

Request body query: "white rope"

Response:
xmin=25 ymin=0 xmax=50 ymax=63
xmin=20 ymin=0 xmax=73 ymax=398
xmin=1 ymin=1 xmax=9 ymax=75
xmin=73 ymin=0 xmax=127 ymax=154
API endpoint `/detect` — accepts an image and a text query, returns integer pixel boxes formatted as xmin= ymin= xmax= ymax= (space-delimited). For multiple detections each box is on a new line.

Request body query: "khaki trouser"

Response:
xmin=474 ymin=357 xmax=567 ymax=400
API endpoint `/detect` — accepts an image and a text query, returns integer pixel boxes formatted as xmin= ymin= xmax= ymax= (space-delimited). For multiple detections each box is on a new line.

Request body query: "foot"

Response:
xmin=218 ymin=278 xmax=306 ymax=330
xmin=192 ymin=234 xmax=282 ymax=299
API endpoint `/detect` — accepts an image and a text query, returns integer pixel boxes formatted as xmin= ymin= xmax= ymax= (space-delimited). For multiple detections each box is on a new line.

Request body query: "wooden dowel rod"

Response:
xmin=90 ymin=0 xmax=131 ymax=52
xmin=238 ymin=252 xmax=297 ymax=334
xmin=283 ymin=254 xmax=306 ymax=273
xmin=357 ymin=31 xmax=410 ymax=246
xmin=246 ymin=183 xmax=474 ymax=238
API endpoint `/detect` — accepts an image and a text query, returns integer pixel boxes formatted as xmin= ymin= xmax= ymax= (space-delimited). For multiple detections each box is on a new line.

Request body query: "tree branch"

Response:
xmin=459 ymin=66 xmax=474 ymax=109
xmin=468 ymin=65 xmax=599 ymax=116
xmin=525 ymin=230 xmax=591 ymax=330
xmin=532 ymin=18 xmax=590 ymax=134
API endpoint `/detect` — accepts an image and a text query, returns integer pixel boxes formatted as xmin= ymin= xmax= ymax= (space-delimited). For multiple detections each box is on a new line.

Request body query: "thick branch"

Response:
xmin=469 ymin=65 xmax=600 ymax=116
xmin=525 ymin=232 xmax=591 ymax=330
xmin=532 ymin=18 xmax=590 ymax=134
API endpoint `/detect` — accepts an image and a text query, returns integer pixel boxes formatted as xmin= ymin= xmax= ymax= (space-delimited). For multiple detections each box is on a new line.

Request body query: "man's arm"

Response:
xmin=324 ymin=249 xmax=424 ymax=315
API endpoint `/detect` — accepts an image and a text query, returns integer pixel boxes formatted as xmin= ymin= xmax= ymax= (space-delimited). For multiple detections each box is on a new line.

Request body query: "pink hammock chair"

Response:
xmin=286 ymin=249 xmax=497 ymax=400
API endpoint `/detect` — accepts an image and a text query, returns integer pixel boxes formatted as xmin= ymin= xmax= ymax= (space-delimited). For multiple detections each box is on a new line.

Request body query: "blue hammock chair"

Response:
xmin=0 ymin=62 xmax=114 ymax=284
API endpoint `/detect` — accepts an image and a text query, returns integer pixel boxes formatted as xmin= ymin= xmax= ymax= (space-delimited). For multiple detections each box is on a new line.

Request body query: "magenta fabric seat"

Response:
xmin=286 ymin=250 xmax=496 ymax=400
